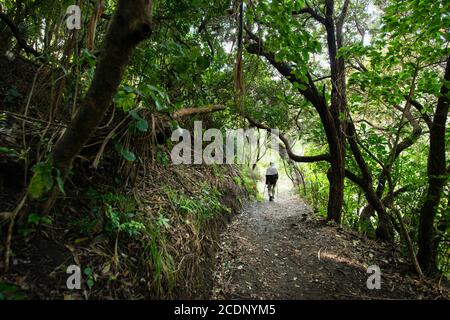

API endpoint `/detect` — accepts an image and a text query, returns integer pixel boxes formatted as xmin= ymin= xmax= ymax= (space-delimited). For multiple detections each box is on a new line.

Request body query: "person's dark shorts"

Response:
xmin=266 ymin=174 xmax=278 ymax=185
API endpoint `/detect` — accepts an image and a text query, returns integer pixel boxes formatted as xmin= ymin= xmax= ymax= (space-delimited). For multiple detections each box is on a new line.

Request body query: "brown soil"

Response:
xmin=0 ymin=163 xmax=249 ymax=300
xmin=212 ymin=196 xmax=450 ymax=300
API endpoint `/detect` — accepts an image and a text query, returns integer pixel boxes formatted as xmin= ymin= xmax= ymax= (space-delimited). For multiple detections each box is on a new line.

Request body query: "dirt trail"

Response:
xmin=211 ymin=196 xmax=449 ymax=300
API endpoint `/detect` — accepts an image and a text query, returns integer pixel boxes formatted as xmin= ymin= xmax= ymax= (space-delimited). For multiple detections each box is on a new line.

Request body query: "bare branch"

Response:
xmin=408 ymin=97 xmax=433 ymax=129
xmin=172 ymin=105 xmax=226 ymax=118
xmin=292 ymin=7 xmax=326 ymax=25
xmin=337 ymin=0 xmax=351 ymax=29
xmin=345 ymin=169 xmax=365 ymax=189
xmin=245 ymin=115 xmax=330 ymax=163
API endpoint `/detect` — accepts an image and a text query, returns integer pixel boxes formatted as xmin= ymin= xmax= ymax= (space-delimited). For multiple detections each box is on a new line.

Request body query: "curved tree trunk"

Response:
xmin=41 ymin=0 xmax=153 ymax=213
xmin=323 ymin=0 xmax=349 ymax=223
xmin=417 ymin=55 xmax=450 ymax=274
xmin=245 ymin=0 xmax=351 ymax=224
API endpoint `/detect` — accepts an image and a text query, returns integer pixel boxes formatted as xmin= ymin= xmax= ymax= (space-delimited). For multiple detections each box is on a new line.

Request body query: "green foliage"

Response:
xmin=5 ymin=86 xmax=22 ymax=104
xmin=104 ymin=204 xmax=146 ymax=237
xmin=28 ymin=159 xmax=54 ymax=199
xmin=142 ymin=84 xmax=171 ymax=112
xmin=28 ymin=158 xmax=66 ymax=199
xmin=166 ymin=183 xmax=230 ymax=223
xmin=0 ymin=282 xmax=27 ymax=300
xmin=87 ymin=189 xmax=145 ymax=238
xmin=114 ymin=142 xmax=136 ymax=162
xmin=4 ymin=0 xmax=449 ymax=292
xmin=70 ymin=214 xmax=99 ymax=236
xmin=0 ymin=146 xmax=18 ymax=157
xmin=81 ymin=48 xmax=97 ymax=68
xmin=233 ymin=167 xmax=258 ymax=197
xmin=114 ymin=86 xmax=138 ymax=112
xmin=114 ymin=83 xmax=171 ymax=113
xmin=129 ymin=109 xmax=149 ymax=133
xmin=83 ymin=267 xmax=95 ymax=289
xmin=156 ymin=149 xmax=170 ymax=167
xmin=156 ymin=213 xmax=171 ymax=229
xmin=18 ymin=212 xmax=53 ymax=237
xmin=145 ymin=221 xmax=175 ymax=297
xmin=435 ymin=185 xmax=450 ymax=275
xmin=27 ymin=213 xmax=53 ymax=226
xmin=300 ymin=168 xmax=329 ymax=217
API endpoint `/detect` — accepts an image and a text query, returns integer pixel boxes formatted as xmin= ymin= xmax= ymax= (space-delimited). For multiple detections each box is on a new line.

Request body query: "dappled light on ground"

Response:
xmin=212 ymin=197 xmax=449 ymax=299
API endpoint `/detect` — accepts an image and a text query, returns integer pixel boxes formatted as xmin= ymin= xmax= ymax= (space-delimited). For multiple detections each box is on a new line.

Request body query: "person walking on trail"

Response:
xmin=265 ymin=162 xmax=278 ymax=201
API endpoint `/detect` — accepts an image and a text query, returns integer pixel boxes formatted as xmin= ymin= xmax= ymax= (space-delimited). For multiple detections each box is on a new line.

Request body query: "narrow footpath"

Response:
xmin=211 ymin=196 xmax=448 ymax=299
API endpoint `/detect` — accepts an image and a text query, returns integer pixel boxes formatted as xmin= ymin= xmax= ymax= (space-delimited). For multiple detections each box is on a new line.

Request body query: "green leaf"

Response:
xmin=83 ymin=267 xmax=93 ymax=276
xmin=27 ymin=213 xmax=41 ymax=225
xmin=294 ymin=82 xmax=307 ymax=91
xmin=27 ymin=213 xmax=53 ymax=226
xmin=6 ymin=87 xmax=22 ymax=102
xmin=114 ymin=143 xmax=136 ymax=162
xmin=145 ymin=84 xmax=165 ymax=97
xmin=81 ymin=48 xmax=96 ymax=67
xmin=129 ymin=109 xmax=142 ymax=120
xmin=129 ymin=110 xmax=149 ymax=132
xmin=0 ymin=147 xmax=18 ymax=156
xmin=157 ymin=213 xmax=171 ymax=229
xmin=114 ymin=90 xmax=136 ymax=112
xmin=86 ymin=278 xmax=94 ymax=289
xmin=136 ymin=119 xmax=149 ymax=132
xmin=28 ymin=160 xmax=54 ymax=199
xmin=151 ymin=94 xmax=165 ymax=111
xmin=41 ymin=216 xmax=53 ymax=225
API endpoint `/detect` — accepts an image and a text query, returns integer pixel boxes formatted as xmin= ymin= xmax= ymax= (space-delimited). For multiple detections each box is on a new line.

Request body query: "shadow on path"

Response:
xmin=211 ymin=195 xmax=445 ymax=299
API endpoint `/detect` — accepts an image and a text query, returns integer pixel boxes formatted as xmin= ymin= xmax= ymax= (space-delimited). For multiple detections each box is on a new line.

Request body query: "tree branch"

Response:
xmin=360 ymin=186 xmax=410 ymax=221
xmin=0 ymin=10 xmax=42 ymax=59
xmin=245 ymin=39 xmax=324 ymax=110
xmin=344 ymin=169 xmax=365 ymax=189
xmin=408 ymin=97 xmax=433 ymax=129
xmin=292 ymin=7 xmax=326 ymax=25
xmin=337 ymin=0 xmax=351 ymax=29
xmin=172 ymin=105 xmax=226 ymax=118
xmin=245 ymin=115 xmax=330 ymax=163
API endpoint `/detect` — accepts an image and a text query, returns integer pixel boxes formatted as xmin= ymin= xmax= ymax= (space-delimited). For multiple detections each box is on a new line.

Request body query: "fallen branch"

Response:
xmin=172 ymin=105 xmax=226 ymax=118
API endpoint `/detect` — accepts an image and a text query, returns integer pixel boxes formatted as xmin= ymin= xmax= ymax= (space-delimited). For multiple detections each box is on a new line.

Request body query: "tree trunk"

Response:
xmin=326 ymin=158 xmax=345 ymax=222
xmin=41 ymin=0 xmax=153 ymax=212
xmin=345 ymin=119 xmax=395 ymax=242
xmin=417 ymin=55 xmax=450 ymax=274
xmin=245 ymin=18 xmax=346 ymax=223
xmin=323 ymin=0 xmax=348 ymax=223
xmin=87 ymin=0 xmax=105 ymax=52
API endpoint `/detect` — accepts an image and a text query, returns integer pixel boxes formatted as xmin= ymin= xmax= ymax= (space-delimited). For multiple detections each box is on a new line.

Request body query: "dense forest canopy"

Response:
xmin=0 ymin=0 xmax=449 ymax=300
